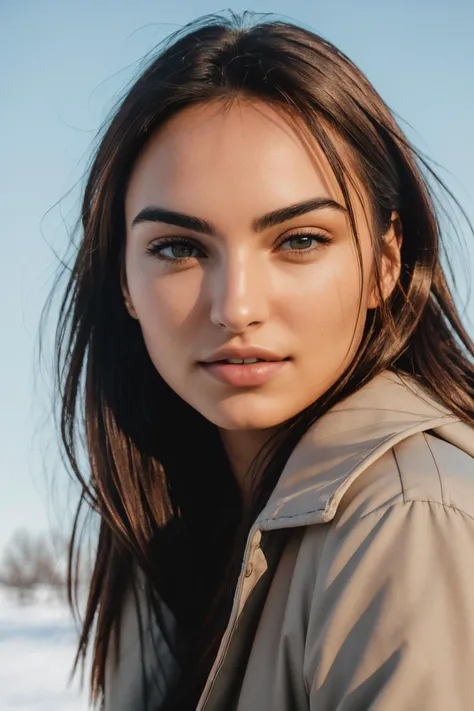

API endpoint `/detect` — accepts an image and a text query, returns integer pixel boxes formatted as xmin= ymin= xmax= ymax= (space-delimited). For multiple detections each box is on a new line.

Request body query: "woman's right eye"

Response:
xmin=146 ymin=238 xmax=205 ymax=262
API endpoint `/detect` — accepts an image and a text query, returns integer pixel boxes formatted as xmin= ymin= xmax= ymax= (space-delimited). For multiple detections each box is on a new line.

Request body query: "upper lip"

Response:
xmin=200 ymin=347 xmax=288 ymax=363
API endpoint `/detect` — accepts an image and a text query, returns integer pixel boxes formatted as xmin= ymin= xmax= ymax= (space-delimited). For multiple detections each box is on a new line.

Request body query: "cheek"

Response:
xmin=285 ymin=251 xmax=365 ymax=339
xmin=127 ymin=265 xmax=203 ymax=360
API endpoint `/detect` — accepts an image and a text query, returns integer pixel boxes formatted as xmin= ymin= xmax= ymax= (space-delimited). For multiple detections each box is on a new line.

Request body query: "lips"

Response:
xmin=200 ymin=346 xmax=287 ymax=364
xmin=199 ymin=358 xmax=289 ymax=387
xmin=212 ymin=357 xmax=282 ymax=364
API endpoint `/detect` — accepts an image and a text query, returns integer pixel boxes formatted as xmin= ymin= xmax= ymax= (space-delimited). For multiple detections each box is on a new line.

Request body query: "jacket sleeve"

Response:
xmin=103 ymin=574 xmax=179 ymax=711
xmin=304 ymin=499 xmax=474 ymax=710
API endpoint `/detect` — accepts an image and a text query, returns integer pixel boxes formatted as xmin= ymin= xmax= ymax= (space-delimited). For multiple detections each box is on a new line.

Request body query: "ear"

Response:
xmin=120 ymin=260 xmax=138 ymax=320
xmin=367 ymin=211 xmax=403 ymax=309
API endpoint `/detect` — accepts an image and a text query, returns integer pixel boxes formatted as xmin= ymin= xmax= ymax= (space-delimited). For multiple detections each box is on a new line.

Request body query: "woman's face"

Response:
xmin=124 ymin=99 xmax=399 ymax=431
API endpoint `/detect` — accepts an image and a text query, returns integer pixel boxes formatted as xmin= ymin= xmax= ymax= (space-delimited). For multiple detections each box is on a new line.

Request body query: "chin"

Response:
xmin=199 ymin=397 xmax=292 ymax=431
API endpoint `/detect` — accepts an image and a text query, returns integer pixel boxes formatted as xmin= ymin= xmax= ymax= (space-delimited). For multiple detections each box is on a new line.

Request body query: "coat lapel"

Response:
xmin=256 ymin=371 xmax=460 ymax=529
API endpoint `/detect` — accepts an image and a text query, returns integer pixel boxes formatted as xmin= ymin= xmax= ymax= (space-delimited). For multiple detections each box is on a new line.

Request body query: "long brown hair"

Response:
xmin=44 ymin=9 xmax=474 ymax=710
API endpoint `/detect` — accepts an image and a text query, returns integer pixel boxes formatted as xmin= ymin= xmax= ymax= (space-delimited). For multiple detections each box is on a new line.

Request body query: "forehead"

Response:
xmin=125 ymin=99 xmax=357 ymax=228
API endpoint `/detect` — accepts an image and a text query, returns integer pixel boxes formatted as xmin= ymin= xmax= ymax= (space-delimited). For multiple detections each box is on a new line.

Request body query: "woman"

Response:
xmin=52 ymin=10 xmax=474 ymax=711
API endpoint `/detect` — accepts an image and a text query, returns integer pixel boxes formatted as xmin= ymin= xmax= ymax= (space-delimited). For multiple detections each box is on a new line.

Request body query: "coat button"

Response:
xmin=245 ymin=562 xmax=253 ymax=577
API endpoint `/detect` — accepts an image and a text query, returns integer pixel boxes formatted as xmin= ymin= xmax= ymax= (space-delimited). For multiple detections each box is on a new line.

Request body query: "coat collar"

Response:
xmin=255 ymin=370 xmax=463 ymax=530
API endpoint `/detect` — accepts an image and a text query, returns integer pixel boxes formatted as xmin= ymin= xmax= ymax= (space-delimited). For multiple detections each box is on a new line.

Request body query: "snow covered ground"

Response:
xmin=0 ymin=586 xmax=91 ymax=711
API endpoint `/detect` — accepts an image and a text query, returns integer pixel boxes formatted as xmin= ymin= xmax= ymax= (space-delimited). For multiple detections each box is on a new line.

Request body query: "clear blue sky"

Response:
xmin=1 ymin=0 xmax=473 ymax=554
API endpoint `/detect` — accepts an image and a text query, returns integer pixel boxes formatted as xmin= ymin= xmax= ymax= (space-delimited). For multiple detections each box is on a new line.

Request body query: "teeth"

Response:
xmin=226 ymin=358 xmax=261 ymax=364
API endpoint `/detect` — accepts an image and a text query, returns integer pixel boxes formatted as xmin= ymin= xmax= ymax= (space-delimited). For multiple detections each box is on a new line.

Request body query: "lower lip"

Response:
xmin=200 ymin=360 xmax=288 ymax=387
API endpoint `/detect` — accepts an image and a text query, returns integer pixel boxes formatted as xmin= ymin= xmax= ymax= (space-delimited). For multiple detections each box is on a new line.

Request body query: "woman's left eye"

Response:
xmin=278 ymin=232 xmax=331 ymax=253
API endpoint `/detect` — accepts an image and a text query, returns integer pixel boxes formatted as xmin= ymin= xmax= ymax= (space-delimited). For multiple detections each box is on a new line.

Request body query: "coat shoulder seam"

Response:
xmin=354 ymin=497 xmax=474 ymax=525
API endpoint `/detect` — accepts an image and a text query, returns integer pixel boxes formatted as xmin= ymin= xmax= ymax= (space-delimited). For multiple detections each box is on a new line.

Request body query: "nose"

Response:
xmin=209 ymin=250 xmax=269 ymax=333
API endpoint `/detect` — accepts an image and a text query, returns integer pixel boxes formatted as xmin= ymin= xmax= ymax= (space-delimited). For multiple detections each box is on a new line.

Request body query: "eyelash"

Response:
xmin=145 ymin=231 xmax=332 ymax=263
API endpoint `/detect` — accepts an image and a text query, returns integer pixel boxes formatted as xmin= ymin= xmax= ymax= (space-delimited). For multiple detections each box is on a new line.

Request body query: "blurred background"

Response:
xmin=1 ymin=0 xmax=473 ymax=708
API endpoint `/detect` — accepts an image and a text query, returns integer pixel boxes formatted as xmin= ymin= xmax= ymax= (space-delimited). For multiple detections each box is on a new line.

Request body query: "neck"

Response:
xmin=219 ymin=427 xmax=277 ymax=504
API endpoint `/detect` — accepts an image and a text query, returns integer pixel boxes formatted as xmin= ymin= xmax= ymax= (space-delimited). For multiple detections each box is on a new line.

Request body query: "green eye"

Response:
xmin=279 ymin=232 xmax=331 ymax=252
xmin=283 ymin=235 xmax=314 ymax=250
xmin=146 ymin=238 xmax=204 ymax=262
xmin=164 ymin=243 xmax=198 ymax=259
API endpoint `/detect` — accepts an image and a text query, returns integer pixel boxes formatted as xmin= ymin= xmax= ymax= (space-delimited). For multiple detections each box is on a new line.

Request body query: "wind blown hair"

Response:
xmin=44 ymin=10 xmax=474 ymax=710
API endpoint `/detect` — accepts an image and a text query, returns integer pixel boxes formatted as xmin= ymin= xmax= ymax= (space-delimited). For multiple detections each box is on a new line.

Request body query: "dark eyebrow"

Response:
xmin=254 ymin=197 xmax=346 ymax=231
xmin=131 ymin=197 xmax=346 ymax=235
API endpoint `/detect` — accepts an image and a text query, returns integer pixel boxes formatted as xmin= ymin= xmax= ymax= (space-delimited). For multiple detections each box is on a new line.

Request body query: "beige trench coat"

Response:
xmin=104 ymin=371 xmax=474 ymax=710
